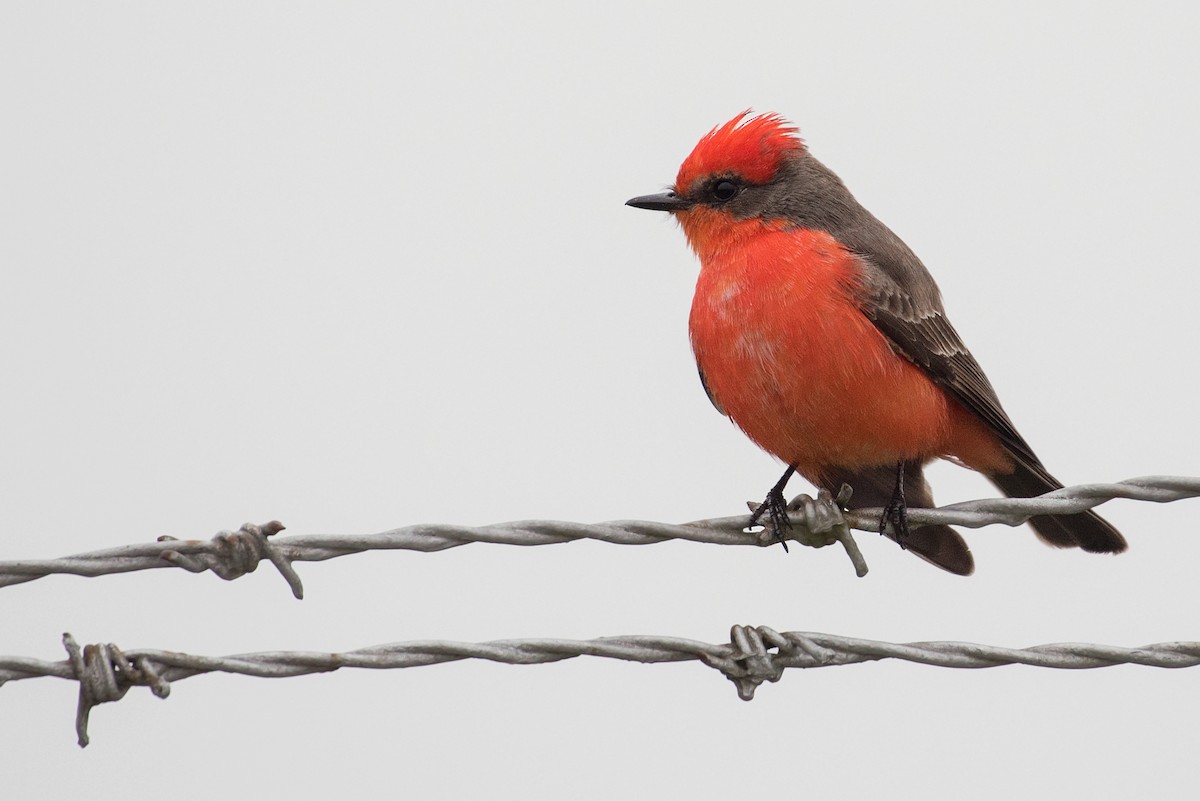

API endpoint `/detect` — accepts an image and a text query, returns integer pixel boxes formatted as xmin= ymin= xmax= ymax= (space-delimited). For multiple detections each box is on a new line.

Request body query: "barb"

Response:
xmin=0 ymin=476 xmax=1195 ymax=595
xmin=6 ymin=626 xmax=1200 ymax=746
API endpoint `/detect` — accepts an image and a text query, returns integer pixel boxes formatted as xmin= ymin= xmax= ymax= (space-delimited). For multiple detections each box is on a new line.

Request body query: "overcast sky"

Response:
xmin=2 ymin=2 xmax=1198 ymax=798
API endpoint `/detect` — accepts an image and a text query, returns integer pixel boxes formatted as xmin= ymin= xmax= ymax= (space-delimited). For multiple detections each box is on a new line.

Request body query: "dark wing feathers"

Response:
xmin=845 ymin=223 xmax=1125 ymax=554
xmin=690 ymin=154 xmax=1125 ymax=556
xmin=867 ymin=285 xmax=1042 ymax=470
xmin=823 ymin=188 xmax=1043 ymax=472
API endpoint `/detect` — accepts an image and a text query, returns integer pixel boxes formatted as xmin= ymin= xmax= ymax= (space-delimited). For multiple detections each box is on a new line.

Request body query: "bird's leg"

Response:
xmin=879 ymin=460 xmax=911 ymax=548
xmin=748 ymin=464 xmax=797 ymax=551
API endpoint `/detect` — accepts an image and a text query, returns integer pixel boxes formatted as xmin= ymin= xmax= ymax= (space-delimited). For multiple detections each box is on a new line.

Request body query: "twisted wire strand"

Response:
xmin=0 ymin=476 xmax=1195 ymax=597
xmin=6 ymin=627 xmax=1200 ymax=746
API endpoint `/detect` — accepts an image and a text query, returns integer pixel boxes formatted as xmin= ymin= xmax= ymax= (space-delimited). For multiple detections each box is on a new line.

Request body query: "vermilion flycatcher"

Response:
xmin=627 ymin=111 xmax=1126 ymax=574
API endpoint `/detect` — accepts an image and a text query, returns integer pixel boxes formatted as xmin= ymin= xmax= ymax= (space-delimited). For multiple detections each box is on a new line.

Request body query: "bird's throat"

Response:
xmin=676 ymin=208 xmax=781 ymax=264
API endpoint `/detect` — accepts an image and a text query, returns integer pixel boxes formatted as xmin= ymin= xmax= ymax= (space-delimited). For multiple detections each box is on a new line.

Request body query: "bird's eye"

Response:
xmin=712 ymin=180 xmax=739 ymax=201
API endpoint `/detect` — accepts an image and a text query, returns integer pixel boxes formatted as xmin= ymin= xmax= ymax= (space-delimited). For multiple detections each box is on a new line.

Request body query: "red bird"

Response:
xmin=627 ymin=111 xmax=1126 ymax=574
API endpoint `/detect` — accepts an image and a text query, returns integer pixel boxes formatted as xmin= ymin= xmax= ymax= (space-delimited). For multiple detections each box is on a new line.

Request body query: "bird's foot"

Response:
xmin=747 ymin=465 xmax=797 ymax=551
xmin=745 ymin=483 xmax=868 ymax=576
xmin=748 ymin=487 xmax=792 ymax=551
xmin=879 ymin=460 xmax=911 ymax=549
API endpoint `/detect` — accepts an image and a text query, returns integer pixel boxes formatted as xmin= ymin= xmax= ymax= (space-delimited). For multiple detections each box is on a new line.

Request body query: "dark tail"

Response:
xmin=819 ymin=463 xmax=974 ymax=576
xmin=987 ymin=461 xmax=1126 ymax=553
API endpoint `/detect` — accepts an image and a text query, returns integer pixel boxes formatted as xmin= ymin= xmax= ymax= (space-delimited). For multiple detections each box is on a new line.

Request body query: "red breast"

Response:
xmin=683 ymin=208 xmax=1010 ymax=479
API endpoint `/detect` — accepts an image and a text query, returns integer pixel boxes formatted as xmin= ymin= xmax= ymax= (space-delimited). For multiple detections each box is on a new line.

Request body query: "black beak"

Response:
xmin=625 ymin=191 xmax=693 ymax=212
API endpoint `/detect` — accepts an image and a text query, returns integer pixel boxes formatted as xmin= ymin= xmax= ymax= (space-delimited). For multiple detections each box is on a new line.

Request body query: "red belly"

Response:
xmin=686 ymin=222 xmax=1007 ymax=478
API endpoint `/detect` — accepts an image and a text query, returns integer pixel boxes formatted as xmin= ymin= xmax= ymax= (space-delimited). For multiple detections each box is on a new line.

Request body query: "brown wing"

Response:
xmin=854 ymin=253 xmax=1125 ymax=553
xmin=865 ymin=282 xmax=1041 ymax=469
xmin=771 ymin=154 xmax=1043 ymax=469
xmin=757 ymin=153 xmax=1123 ymax=552
xmin=870 ymin=287 xmax=1127 ymax=551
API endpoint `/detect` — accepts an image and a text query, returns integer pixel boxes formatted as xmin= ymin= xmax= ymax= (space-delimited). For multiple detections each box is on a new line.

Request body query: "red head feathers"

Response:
xmin=675 ymin=111 xmax=804 ymax=191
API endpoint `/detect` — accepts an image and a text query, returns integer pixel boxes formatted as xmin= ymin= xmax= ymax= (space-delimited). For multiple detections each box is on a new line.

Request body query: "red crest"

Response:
xmin=676 ymin=111 xmax=803 ymax=190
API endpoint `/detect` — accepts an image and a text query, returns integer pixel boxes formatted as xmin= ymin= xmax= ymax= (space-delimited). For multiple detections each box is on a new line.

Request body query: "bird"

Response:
xmin=626 ymin=111 xmax=1126 ymax=575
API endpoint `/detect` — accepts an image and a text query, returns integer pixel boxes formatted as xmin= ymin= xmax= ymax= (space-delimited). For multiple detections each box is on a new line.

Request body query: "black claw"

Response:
xmin=879 ymin=460 xmax=911 ymax=549
xmin=749 ymin=464 xmax=797 ymax=552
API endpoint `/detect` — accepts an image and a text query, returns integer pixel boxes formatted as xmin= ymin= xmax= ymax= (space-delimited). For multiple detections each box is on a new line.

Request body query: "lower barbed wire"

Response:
xmin=6 ymin=626 xmax=1200 ymax=746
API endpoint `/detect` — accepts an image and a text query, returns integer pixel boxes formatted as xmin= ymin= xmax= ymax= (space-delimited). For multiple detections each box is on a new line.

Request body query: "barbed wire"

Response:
xmin=6 ymin=626 xmax=1200 ymax=747
xmin=0 ymin=476 xmax=1195 ymax=596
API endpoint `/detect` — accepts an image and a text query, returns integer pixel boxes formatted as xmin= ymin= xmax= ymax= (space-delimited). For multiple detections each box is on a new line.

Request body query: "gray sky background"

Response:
xmin=2 ymin=2 xmax=1197 ymax=797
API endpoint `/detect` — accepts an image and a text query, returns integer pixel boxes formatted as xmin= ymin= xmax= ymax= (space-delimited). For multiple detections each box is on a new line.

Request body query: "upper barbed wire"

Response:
xmin=0 ymin=476 xmax=1195 ymax=597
